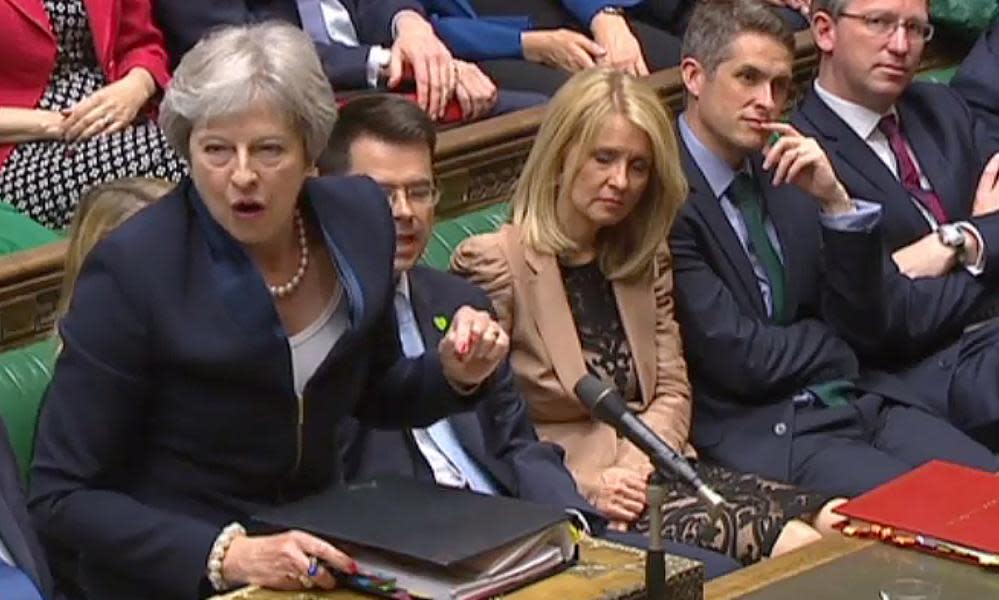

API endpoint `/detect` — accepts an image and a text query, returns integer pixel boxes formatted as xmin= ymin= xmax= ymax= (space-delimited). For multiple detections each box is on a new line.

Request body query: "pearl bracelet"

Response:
xmin=207 ymin=522 xmax=246 ymax=592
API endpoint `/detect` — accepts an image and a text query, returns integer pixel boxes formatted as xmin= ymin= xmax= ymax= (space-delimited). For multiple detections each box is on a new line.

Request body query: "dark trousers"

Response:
xmin=789 ymin=394 xmax=999 ymax=498
xmin=949 ymin=320 xmax=999 ymax=437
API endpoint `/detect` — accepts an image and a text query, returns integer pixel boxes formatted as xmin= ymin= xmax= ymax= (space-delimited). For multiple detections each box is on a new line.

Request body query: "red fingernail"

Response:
xmin=350 ymin=561 xmax=359 ymax=575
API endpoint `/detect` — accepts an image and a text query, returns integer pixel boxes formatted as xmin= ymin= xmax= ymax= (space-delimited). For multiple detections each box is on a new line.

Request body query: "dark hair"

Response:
xmin=318 ymin=94 xmax=437 ymax=174
xmin=682 ymin=0 xmax=795 ymax=73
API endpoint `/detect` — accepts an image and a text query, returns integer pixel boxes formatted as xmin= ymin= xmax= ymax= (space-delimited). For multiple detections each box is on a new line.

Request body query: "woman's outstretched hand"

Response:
xmin=439 ymin=305 xmax=509 ymax=392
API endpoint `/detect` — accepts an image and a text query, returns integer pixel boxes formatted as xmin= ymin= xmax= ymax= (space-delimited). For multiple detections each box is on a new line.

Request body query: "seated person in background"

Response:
xmin=58 ymin=177 xmax=175 ymax=320
xmin=28 ymin=23 xmax=509 ymax=600
xmin=0 ymin=419 xmax=61 ymax=600
xmin=420 ymin=0 xmax=682 ymax=96
xmin=953 ymin=18 xmax=999 ymax=157
xmin=452 ymin=67 xmax=848 ymax=566
xmin=670 ymin=0 xmax=998 ymax=500
xmin=792 ymin=0 xmax=999 ymax=436
xmin=0 ymin=0 xmax=186 ymax=230
xmin=320 ymin=94 xmax=741 ymax=579
xmin=155 ymin=0 xmax=544 ymax=123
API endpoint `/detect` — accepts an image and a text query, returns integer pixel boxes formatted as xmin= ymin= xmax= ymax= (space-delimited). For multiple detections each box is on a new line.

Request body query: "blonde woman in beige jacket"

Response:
xmin=453 ymin=68 xmax=845 ymax=565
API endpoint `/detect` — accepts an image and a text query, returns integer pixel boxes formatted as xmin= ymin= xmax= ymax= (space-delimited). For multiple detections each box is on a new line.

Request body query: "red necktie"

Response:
xmin=877 ymin=114 xmax=949 ymax=224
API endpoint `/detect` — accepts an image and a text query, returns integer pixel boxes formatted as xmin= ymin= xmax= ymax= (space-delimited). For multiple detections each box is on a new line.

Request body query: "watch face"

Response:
xmin=940 ymin=226 xmax=964 ymax=247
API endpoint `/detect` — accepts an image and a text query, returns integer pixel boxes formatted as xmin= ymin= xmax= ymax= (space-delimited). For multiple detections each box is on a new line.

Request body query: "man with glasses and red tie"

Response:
xmin=793 ymin=0 xmax=999 ymax=442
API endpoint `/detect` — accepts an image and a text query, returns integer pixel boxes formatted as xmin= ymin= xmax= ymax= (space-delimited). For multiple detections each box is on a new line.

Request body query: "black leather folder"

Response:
xmin=254 ymin=476 xmax=571 ymax=567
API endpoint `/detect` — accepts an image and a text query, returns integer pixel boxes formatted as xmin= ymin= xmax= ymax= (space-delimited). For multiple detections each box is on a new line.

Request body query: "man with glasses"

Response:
xmin=792 ymin=0 xmax=999 ymax=438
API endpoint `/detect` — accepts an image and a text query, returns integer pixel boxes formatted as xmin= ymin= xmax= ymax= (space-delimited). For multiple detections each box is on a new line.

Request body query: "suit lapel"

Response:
xmin=798 ymin=90 xmax=930 ymax=236
xmin=679 ymin=139 xmax=769 ymax=318
xmin=85 ymin=0 xmax=114 ymax=69
xmin=523 ymin=247 xmax=589 ymax=396
xmin=612 ymin=274 xmax=656 ymax=404
xmin=898 ymin=100 xmax=962 ymax=220
xmin=5 ymin=0 xmax=53 ymax=40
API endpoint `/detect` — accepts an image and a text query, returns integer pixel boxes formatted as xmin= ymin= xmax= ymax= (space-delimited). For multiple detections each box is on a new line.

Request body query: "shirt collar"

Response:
xmin=395 ymin=271 xmax=411 ymax=302
xmin=813 ymin=80 xmax=897 ymax=141
xmin=678 ymin=113 xmax=749 ymax=199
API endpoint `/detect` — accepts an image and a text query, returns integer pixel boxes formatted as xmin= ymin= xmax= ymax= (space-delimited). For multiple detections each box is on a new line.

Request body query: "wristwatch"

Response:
xmin=597 ymin=6 xmax=626 ymax=17
xmin=937 ymin=224 xmax=967 ymax=259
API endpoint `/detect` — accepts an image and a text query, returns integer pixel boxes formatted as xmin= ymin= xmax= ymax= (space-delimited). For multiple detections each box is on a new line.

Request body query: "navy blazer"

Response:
xmin=953 ymin=19 xmax=999 ymax=149
xmin=341 ymin=265 xmax=604 ymax=526
xmin=155 ymin=0 xmax=424 ymax=90
xmin=421 ymin=0 xmax=641 ymax=61
xmin=792 ymin=85 xmax=999 ymax=360
xmin=669 ymin=139 xmax=915 ymax=480
xmin=28 ymin=176 xmax=476 ymax=599
xmin=0 ymin=422 xmax=57 ymax=600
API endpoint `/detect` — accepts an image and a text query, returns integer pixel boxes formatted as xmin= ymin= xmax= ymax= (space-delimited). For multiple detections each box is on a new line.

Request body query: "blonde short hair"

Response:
xmin=159 ymin=21 xmax=338 ymax=163
xmin=58 ymin=178 xmax=175 ymax=323
xmin=510 ymin=68 xmax=687 ymax=281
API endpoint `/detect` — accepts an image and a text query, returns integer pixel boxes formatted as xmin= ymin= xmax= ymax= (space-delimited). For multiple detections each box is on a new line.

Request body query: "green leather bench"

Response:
xmin=0 ymin=202 xmax=60 ymax=255
xmin=0 ymin=201 xmax=510 ymax=482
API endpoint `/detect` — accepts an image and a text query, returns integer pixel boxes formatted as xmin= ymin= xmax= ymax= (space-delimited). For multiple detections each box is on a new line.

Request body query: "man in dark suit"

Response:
xmin=0 ymin=421 xmax=58 ymax=599
xmin=953 ymin=18 xmax=999 ymax=148
xmin=669 ymin=0 xmax=998 ymax=497
xmin=154 ymin=0 xmax=542 ymax=121
xmin=792 ymin=0 xmax=999 ymax=436
xmin=321 ymin=94 xmax=742 ymax=578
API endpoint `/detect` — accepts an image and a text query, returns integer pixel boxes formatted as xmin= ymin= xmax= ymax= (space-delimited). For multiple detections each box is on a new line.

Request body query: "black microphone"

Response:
xmin=574 ymin=374 xmax=725 ymax=511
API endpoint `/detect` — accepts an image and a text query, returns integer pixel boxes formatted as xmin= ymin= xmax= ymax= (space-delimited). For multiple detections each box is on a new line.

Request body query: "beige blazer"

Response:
xmin=452 ymin=224 xmax=695 ymax=502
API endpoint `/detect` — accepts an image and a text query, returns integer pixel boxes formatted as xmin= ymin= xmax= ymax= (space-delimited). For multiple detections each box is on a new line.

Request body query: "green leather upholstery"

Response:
xmin=0 ymin=338 xmax=58 ymax=479
xmin=421 ymin=202 xmax=509 ymax=270
xmin=0 ymin=200 xmax=511 ymax=480
xmin=917 ymin=66 xmax=958 ymax=84
xmin=0 ymin=202 xmax=59 ymax=255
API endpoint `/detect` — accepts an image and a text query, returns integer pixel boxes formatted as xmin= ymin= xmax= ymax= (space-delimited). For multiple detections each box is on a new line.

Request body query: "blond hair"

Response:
xmin=58 ymin=178 xmax=175 ymax=322
xmin=510 ymin=68 xmax=687 ymax=281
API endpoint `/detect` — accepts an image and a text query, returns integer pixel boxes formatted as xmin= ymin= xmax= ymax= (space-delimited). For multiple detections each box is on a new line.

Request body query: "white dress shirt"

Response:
xmin=310 ymin=0 xmax=393 ymax=87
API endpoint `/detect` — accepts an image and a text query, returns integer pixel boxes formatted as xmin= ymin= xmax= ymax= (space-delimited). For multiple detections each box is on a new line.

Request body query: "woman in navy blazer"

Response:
xmin=28 ymin=22 xmax=509 ymax=600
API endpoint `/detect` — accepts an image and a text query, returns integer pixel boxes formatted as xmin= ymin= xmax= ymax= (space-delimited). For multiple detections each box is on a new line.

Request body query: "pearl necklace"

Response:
xmin=268 ymin=209 xmax=309 ymax=299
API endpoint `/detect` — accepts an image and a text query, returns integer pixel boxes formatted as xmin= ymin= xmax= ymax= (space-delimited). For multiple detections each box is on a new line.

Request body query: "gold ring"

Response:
xmin=298 ymin=574 xmax=315 ymax=589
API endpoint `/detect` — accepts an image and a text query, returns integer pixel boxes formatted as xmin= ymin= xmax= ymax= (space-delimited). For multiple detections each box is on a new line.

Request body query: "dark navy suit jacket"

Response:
xmin=341 ymin=265 xmax=603 ymax=523
xmin=669 ymin=140 xmax=920 ymax=481
xmin=28 ymin=176 xmax=477 ymax=599
xmin=792 ymin=84 xmax=999 ymax=418
xmin=155 ymin=0 xmax=424 ymax=89
xmin=0 ymin=422 xmax=56 ymax=600
xmin=953 ymin=19 xmax=999 ymax=149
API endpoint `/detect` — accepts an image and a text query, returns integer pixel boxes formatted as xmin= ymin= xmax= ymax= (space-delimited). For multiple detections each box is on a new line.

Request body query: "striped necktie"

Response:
xmin=728 ymin=172 xmax=788 ymax=323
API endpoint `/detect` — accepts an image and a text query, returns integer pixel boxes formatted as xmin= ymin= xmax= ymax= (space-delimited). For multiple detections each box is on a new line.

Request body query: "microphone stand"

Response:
xmin=645 ymin=472 xmax=668 ymax=600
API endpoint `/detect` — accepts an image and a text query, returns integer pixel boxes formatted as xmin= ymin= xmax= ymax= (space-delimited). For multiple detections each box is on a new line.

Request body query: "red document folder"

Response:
xmin=834 ymin=460 xmax=999 ymax=562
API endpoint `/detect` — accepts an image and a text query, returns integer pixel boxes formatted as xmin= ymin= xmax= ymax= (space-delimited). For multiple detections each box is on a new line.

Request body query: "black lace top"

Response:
xmin=560 ymin=260 xmax=639 ymax=404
